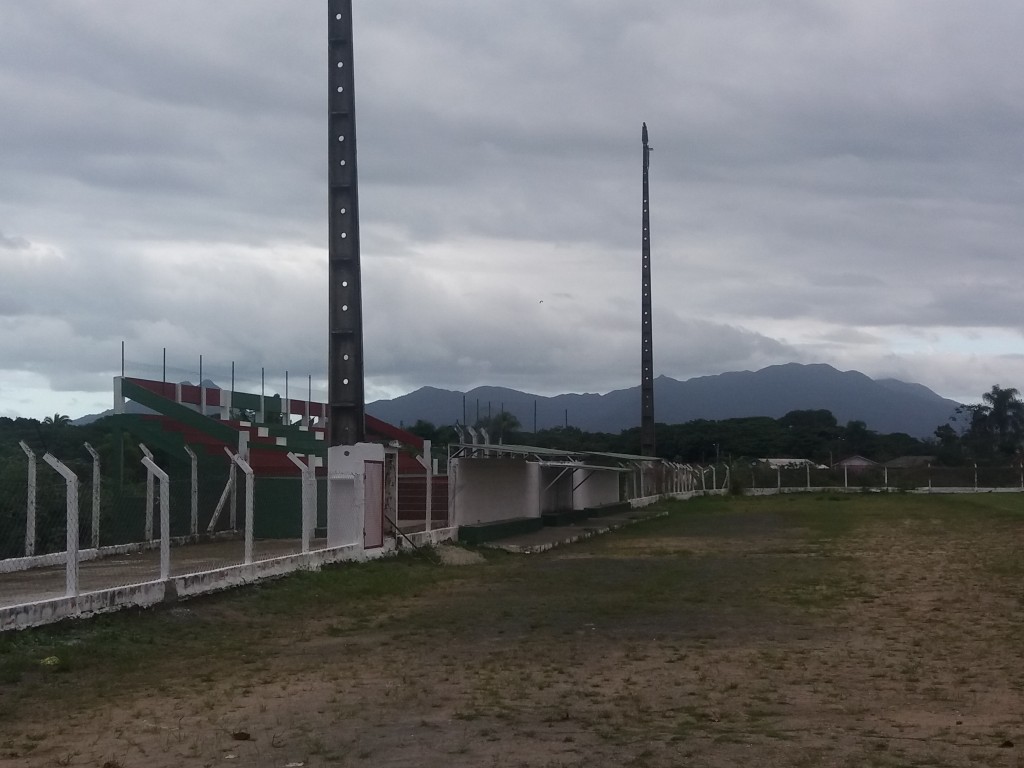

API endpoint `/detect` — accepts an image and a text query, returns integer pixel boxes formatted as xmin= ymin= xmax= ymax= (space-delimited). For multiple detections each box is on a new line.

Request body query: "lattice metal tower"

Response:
xmin=640 ymin=123 xmax=656 ymax=457
xmin=327 ymin=1 xmax=365 ymax=446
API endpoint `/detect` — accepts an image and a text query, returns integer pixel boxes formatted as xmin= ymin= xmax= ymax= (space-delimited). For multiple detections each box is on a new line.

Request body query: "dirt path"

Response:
xmin=2 ymin=495 xmax=1023 ymax=767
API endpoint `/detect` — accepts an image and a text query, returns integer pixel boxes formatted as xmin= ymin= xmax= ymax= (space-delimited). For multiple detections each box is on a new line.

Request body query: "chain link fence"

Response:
xmin=0 ymin=442 xmax=325 ymax=611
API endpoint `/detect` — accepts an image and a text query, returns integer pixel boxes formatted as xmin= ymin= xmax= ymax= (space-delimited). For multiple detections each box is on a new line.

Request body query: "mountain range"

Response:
xmin=365 ymin=363 xmax=961 ymax=438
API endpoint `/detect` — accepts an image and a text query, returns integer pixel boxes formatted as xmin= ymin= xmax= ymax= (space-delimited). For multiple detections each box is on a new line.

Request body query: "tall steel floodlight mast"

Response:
xmin=327 ymin=1 xmax=365 ymax=446
xmin=640 ymin=123 xmax=656 ymax=457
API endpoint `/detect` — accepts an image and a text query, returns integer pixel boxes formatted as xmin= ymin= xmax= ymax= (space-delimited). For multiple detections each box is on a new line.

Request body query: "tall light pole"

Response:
xmin=640 ymin=123 xmax=656 ymax=457
xmin=327 ymin=1 xmax=365 ymax=447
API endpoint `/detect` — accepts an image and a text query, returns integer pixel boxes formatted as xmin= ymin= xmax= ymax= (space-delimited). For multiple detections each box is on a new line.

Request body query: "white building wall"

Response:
xmin=540 ymin=467 xmax=574 ymax=512
xmin=572 ymin=469 xmax=620 ymax=509
xmin=451 ymin=459 xmax=542 ymax=525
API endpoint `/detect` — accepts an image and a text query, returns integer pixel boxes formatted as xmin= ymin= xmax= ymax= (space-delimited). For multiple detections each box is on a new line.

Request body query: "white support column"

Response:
xmin=712 ymin=465 xmax=717 ymax=491
xmin=140 ymin=443 xmax=155 ymax=541
xmin=229 ymin=452 xmax=255 ymax=565
xmin=84 ymin=442 xmax=101 ymax=549
xmin=844 ymin=465 xmax=848 ymax=488
xmin=776 ymin=467 xmax=781 ymax=489
xmin=19 ymin=441 xmax=36 ymax=557
xmin=884 ymin=466 xmax=888 ymax=489
xmin=184 ymin=445 xmax=199 ymax=537
xmin=42 ymin=453 xmax=80 ymax=597
xmin=141 ymin=456 xmax=171 ymax=581
xmin=287 ymin=453 xmax=316 ymax=554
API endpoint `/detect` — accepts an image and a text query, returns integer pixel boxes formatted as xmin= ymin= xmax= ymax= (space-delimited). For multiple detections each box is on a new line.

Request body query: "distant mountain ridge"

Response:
xmin=366 ymin=363 xmax=960 ymax=438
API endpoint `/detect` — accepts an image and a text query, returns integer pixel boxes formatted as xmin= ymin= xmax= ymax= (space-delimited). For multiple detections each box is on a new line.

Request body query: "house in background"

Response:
xmin=835 ymin=455 xmax=879 ymax=472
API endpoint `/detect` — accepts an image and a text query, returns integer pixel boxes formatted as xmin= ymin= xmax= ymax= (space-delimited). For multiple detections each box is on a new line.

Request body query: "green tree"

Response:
xmin=42 ymin=413 xmax=70 ymax=427
xmin=981 ymin=385 xmax=1024 ymax=456
xmin=475 ymin=412 xmax=521 ymax=442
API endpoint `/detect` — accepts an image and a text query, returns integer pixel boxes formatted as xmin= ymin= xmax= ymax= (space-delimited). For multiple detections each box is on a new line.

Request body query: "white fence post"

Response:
xmin=84 ymin=442 xmax=101 ymax=549
xmin=287 ymin=452 xmax=316 ymax=554
xmin=184 ymin=445 xmax=198 ymax=537
xmin=806 ymin=464 xmax=810 ymax=490
xmin=140 ymin=443 xmax=155 ymax=541
xmin=844 ymin=465 xmax=848 ymax=488
xmin=228 ymin=451 xmax=255 ymax=565
xmin=18 ymin=441 xmax=36 ymax=557
xmin=422 ymin=439 xmax=433 ymax=532
xmin=42 ymin=454 xmax=80 ymax=597
xmin=141 ymin=456 xmax=171 ymax=581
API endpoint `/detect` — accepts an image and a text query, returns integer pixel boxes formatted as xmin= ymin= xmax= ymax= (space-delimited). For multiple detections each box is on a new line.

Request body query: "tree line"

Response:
xmin=410 ymin=384 xmax=1024 ymax=467
xmin=2 ymin=382 xmax=1021 ymax=472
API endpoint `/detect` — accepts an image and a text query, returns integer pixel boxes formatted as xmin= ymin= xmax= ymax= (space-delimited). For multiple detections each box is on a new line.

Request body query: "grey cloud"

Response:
xmin=3 ymin=1 xmax=1024 ymax=417
xmin=0 ymin=231 xmax=30 ymax=250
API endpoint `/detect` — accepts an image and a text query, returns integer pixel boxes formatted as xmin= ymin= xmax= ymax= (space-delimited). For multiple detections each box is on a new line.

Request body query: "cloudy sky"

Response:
xmin=2 ymin=1 xmax=1023 ymax=420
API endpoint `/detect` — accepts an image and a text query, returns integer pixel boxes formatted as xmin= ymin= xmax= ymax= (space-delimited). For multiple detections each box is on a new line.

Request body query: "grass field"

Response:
xmin=2 ymin=493 xmax=1024 ymax=767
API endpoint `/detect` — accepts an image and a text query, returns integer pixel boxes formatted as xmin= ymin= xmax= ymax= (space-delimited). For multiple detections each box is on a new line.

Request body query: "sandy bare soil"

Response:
xmin=2 ymin=494 xmax=1023 ymax=767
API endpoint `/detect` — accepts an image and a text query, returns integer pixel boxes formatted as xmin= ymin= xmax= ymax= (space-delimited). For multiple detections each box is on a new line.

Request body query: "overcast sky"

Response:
xmin=2 ymin=1 xmax=1023 ymax=421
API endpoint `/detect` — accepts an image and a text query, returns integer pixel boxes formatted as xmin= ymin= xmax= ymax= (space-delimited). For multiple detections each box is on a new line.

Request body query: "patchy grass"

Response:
xmin=2 ymin=494 xmax=1024 ymax=767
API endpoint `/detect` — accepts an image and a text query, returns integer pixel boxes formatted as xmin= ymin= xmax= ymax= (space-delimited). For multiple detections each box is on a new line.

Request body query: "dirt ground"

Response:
xmin=2 ymin=494 xmax=1024 ymax=767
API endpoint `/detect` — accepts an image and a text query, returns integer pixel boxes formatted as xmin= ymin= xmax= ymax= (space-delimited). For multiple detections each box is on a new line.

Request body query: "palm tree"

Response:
xmin=42 ymin=413 xmax=70 ymax=427
xmin=980 ymin=385 xmax=1024 ymax=455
